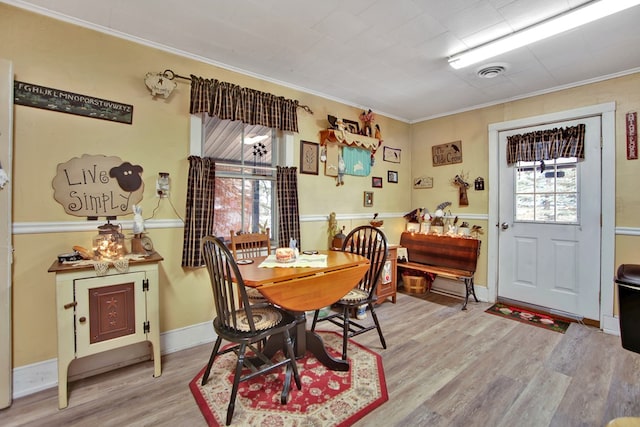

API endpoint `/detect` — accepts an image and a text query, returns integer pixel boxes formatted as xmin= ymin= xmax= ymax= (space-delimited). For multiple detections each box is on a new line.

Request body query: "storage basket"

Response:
xmin=403 ymin=275 xmax=427 ymax=293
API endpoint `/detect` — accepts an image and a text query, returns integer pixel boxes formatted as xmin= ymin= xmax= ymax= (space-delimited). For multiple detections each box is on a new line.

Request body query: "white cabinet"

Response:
xmin=48 ymin=253 xmax=162 ymax=408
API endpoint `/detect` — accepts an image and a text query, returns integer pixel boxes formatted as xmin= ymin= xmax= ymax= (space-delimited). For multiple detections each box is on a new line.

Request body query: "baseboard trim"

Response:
xmin=13 ymin=320 xmax=214 ymax=400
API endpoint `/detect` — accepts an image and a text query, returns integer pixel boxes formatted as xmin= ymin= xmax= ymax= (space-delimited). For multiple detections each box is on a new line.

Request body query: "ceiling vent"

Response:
xmin=476 ymin=64 xmax=506 ymax=78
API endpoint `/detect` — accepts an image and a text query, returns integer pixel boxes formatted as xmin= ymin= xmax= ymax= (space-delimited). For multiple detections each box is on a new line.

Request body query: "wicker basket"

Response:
xmin=403 ymin=275 xmax=427 ymax=293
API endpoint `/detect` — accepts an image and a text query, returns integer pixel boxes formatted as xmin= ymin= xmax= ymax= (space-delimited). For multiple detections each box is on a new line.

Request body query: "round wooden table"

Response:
xmin=236 ymin=251 xmax=369 ymax=371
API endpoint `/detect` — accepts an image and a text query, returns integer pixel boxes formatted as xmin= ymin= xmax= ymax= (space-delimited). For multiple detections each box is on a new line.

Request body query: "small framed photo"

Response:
xmin=299 ymin=140 xmax=319 ymax=175
xmin=372 ymin=176 xmax=383 ymax=188
xmin=343 ymin=118 xmax=360 ymax=135
xmin=387 ymin=170 xmax=398 ymax=183
xmin=364 ymin=191 xmax=374 ymax=207
xmin=383 ymin=146 xmax=401 ymax=163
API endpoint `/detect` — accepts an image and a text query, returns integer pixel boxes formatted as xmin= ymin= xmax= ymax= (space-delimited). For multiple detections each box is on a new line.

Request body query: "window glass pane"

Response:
xmin=202 ymin=117 xmax=273 ymax=167
xmin=556 ymin=165 xmax=577 ymax=192
xmin=248 ymin=179 xmax=272 ymax=235
xmin=516 ymin=164 xmax=535 ymax=193
xmin=513 ymin=157 xmax=578 ymax=224
xmin=213 ymin=177 xmax=243 ymax=236
xmin=556 ymin=194 xmax=577 ymax=222
xmin=515 ymin=195 xmax=534 ymax=221
xmin=535 ymin=194 xmax=555 ymax=221
xmin=212 ymin=178 xmax=273 ymax=238
xmin=535 ymin=167 xmax=555 ymax=192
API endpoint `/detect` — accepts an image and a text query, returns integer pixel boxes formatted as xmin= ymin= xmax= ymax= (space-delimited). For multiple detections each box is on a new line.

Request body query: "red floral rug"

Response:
xmin=189 ymin=331 xmax=388 ymax=426
xmin=485 ymin=302 xmax=571 ymax=333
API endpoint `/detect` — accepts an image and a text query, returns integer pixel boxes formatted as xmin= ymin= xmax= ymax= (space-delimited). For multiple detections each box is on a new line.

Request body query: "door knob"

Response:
xmin=501 ymin=222 xmax=509 ymax=230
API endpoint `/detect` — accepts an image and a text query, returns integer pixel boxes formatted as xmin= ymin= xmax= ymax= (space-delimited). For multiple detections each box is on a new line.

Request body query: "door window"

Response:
xmin=514 ymin=157 xmax=578 ymax=223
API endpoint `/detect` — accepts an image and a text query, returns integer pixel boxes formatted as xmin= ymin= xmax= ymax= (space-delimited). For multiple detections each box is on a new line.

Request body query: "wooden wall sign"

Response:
xmin=432 ymin=141 xmax=462 ymax=166
xmin=627 ymin=112 xmax=637 ymax=160
xmin=413 ymin=176 xmax=433 ymax=188
xmin=52 ymin=154 xmax=144 ymax=219
xmin=14 ymin=81 xmax=133 ymax=124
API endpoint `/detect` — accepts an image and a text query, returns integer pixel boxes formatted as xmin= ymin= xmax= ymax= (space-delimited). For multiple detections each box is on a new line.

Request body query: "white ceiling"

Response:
xmin=6 ymin=0 xmax=640 ymax=122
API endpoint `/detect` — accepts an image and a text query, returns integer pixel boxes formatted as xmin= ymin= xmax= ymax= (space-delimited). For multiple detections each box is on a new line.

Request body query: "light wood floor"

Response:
xmin=3 ymin=291 xmax=640 ymax=427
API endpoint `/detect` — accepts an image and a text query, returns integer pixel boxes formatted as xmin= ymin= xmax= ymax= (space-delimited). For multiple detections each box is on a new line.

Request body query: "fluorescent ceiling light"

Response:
xmin=448 ymin=0 xmax=640 ymax=69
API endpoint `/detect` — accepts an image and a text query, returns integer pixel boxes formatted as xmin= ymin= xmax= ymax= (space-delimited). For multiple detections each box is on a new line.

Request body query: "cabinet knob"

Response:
xmin=63 ymin=302 xmax=77 ymax=309
xmin=78 ymin=316 xmax=86 ymax=324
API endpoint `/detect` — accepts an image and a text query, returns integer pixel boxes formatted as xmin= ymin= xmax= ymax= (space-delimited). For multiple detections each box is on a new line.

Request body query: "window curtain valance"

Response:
xmin=189 ymin=75 xmax=299 ymax=133
xmin=506 ymin=123 xmax=586 ymax=165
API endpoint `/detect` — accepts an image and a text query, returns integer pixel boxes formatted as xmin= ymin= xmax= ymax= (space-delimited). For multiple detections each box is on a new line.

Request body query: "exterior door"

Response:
xmin=0 ymin=58 xmax=13 ymax=409
xmin=498 ymin=116 xmax=601 ymax=320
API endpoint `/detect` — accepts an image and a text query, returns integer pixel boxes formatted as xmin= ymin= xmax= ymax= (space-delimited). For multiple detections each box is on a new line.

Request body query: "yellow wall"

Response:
xmin=0 ymin=5 xmax=411 ymax=367
xmin=409 ymin=106 xmax=506 ymax=286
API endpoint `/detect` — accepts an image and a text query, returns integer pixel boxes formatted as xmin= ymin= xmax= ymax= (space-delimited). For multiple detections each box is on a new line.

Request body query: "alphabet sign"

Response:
xmin=52 ymin=154 xmax=144 ymax=218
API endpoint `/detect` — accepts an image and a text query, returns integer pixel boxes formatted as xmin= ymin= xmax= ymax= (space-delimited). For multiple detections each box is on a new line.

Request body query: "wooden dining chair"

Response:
xmin=229 ymin=228 xmax=271 ymax=260
xmin=200 ymin=236 xmax=301 ymax=426
xmin=229 ymin=229 xmax=271 ymax=304
xmin=311 ymin=225 xmax=389 ymax=360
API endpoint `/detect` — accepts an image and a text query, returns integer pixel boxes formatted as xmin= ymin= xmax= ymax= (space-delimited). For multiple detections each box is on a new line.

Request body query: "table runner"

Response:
xmin=258 ymin=253 xmax=328 ymax=268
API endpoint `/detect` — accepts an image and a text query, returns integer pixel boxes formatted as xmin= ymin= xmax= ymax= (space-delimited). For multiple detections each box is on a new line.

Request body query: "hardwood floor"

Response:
xmin=3 ymin=291 xmax=640 ymax=426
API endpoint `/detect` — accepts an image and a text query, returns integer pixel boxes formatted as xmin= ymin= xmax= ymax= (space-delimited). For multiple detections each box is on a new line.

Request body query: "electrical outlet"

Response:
xmin=156 ymin=172 xmax=170 ymax=198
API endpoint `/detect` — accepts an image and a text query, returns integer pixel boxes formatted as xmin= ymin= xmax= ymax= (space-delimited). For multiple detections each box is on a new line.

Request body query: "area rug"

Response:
xmin=189 ymin=331 xmax=388 ymax=426
xmin=485 ymin=302 xmax=571 ymax=333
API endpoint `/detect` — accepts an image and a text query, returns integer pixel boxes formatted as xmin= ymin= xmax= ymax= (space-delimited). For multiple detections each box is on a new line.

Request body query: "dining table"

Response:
xmin=236 ymin=250 xmax=370 ymax=371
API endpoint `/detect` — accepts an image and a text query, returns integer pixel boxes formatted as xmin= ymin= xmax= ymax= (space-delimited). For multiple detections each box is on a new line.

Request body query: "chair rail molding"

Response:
xmin=13 ymin=219 xmax=184 ymax=235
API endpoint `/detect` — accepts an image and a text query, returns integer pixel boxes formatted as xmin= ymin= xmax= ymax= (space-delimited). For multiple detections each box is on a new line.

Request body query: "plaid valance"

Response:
xmin=189 ymin=75 xmax=299 ymax=133
xmin=506 ymin=123 xmax=585 ymax=165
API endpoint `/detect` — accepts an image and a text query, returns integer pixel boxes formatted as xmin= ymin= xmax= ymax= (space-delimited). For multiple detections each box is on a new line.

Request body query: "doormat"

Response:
xmin=189 ymin=331 xmax=388 ymax=426
xmin=485 ymin=302 xmax=571 ymax=333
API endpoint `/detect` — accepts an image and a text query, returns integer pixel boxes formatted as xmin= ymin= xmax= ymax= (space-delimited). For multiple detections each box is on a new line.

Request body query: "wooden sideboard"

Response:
xmin=376 ymin=245 xmax=398 ymax=304
xmin=48 ymin=252 xmax=163 ymax=409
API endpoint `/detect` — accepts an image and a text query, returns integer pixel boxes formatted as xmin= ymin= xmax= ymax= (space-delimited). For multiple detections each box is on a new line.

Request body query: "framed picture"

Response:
xmin=413 ymin=176 xmax=433 ymax=188
xmin=383 ymin=146 xmax=401 ymax=163
xmin=300 ymin=140 xmax=319 ymax=175
xmin=343 ymin=118 xmax=360 ymax=135
xmin=372 ymin=176 xmax=383 ymax=188
xmin=387 ymin=170 xmax=398 ymax=183
xmin=364 ymin=191 xmax=374 ymax=207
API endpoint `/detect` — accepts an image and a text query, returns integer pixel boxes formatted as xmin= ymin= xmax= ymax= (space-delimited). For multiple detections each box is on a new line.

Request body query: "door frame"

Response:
xmin=0 ymin=58 xmax=13 ymax=408
xmin=487 ymin=102 xmax=617 ymax=332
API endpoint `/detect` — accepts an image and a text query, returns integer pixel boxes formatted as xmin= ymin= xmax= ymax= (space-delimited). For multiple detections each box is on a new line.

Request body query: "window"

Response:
xmin=199 ymin=115 xmax=278 ymax=239
xmin=514 ymin=157 xmax=578 ymax=223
